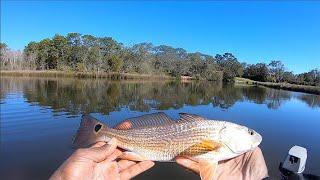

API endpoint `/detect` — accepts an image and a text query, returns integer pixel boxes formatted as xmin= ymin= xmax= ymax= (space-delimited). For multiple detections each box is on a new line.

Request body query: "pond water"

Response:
xmin=1 ymin=76 xmax=319 ymax=179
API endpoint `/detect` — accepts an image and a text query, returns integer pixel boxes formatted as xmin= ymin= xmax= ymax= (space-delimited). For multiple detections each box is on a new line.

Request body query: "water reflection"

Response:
xmin=1 ymin=77 xmax=319 ymax=116
xmin=297 ymin=94 xmax=320 ymax=108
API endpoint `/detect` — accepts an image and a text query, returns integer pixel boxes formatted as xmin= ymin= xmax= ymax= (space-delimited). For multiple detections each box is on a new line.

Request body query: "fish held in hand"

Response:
xmin=73 ymin=113 xmax=262 ymax=180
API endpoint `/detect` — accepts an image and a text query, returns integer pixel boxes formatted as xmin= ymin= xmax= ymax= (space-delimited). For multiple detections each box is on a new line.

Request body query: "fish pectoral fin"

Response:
xmin=199 ymin=140 xmax=221 ymax=150
xmin=199 ymin=160 xmax=218 ymax=180
xmin=118 ymin=151 xmax=148 ymax=161
xmin=179 ymin=140 xmax=222 ymax=156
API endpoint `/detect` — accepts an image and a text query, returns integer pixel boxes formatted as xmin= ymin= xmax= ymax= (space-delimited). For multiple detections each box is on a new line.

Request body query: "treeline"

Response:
xmin=0 ymin=33 xmax=243 ymax=81
xmin=243 ymin=61 xmax=320 ymax=86
xmin=0 ymin=33 xmax=319 ymax=85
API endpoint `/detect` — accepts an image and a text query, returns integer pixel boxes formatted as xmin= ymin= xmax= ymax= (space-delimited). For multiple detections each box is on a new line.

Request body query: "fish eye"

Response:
xmin=95 ymin=124 xmax=102 ymax=132
xmin=248 ymin=129 xmax=254 ymax=135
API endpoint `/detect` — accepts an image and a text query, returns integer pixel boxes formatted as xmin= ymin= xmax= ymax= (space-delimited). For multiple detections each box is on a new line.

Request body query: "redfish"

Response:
xmin=73 ymin=112 xmax=262 ymax=179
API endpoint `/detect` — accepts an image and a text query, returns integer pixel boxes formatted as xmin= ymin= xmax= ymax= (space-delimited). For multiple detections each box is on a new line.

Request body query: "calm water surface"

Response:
xmin=1 ymin=77 xmax=319 ymax=179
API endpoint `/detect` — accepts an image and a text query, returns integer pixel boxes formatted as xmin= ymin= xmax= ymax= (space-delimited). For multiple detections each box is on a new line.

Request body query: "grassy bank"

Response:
xmin=0 ymin=70 xmax=173 ymax=80
xmin=234 ymin=77 xmax=256 ymax=85
xmin=235 ymin=77 xmax=320 ymax=95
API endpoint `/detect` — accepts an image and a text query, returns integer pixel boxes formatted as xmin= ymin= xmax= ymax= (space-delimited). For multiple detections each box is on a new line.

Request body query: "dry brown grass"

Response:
xmin=235 ymin=77 xmax=320 ymax=95
xmin=255 ymin=81 xmax=320 ymax=95
xmin=0 ymin=70 xmax=173 ymax=80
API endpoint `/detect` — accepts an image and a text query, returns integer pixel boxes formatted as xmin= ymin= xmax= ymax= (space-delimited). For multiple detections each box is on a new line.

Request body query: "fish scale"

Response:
xmin=98 ymin=120 xmax=224 ymax=161
xmin=73 ymin=113 xmax=262 ymax=162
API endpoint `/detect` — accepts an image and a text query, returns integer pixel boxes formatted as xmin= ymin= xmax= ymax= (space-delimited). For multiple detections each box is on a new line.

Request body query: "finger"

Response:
xmin=176 ymin=158 xmax=200 ymax=173
xmin=87 ymin=138 xmax=117 ymax=162
xmin=114 ymin=121 xmax=132 ymax=130
xmin=104 ymin=149 xmax=123 ymax=162
xmin=118 ymin=160 xmax=136 ymax=171
xmin=90 ymin=141 xmax=106 ymax=148
xmin=119 ymin=151 xmax=147 ymax=161
xmin=120 ymin=161 xmax=155 ymax=180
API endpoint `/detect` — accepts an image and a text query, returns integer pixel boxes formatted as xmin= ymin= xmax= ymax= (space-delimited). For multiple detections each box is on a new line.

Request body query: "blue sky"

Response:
xmin=1 ymin=1 xmax=319 ymax=73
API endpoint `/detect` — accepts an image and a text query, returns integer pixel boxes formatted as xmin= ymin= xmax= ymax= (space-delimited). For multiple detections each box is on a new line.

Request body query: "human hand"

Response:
xmin=50 ymin=138 xmax=155 ymax=180
xmin=176 ymin=147 xmax=268 ymax=180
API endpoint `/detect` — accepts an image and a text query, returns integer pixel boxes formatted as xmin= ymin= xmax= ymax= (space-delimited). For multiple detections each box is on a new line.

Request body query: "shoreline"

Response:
xmin=235 ymin=77 xmax=320 ymax=95
xmin=2 ymin=71 xmax=319 ymax=95
xmin=0 ymin=70 xmax=174 ymax=80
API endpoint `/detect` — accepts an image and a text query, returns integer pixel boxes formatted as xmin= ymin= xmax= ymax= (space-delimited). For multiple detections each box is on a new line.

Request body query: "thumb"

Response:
xmin=87 ymin=138 xmax=118 ymax=162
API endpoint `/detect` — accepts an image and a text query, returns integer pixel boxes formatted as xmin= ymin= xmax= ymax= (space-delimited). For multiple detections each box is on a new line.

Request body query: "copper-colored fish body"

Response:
xmin=73 ymin=113 xmax=262 ymax=162
xmin=103 ymin=120 xmax=224 ymax=161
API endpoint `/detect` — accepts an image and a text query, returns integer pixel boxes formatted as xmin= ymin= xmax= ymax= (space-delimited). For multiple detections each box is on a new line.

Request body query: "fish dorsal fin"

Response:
xmin=178 ymin=113 xmax=205 ymax=122
xmin=114 ymin=112 xmax=175 ymax=129
xmin=179 ymin=140 xmax=222 ymax=156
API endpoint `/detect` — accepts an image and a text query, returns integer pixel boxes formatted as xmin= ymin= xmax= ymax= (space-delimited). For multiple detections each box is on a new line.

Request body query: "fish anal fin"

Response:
xmin=114 ymin=112 xmax=175 ymax=129
xmin=118 ymin=151 xmax=148 ymax=161
xmin=178 ymin=113 xmax=205 ymax=122
xmin=199 ymin=160 xmax=218 ymax=180
xmin=179 ymin=140 xmax=222 ymax=156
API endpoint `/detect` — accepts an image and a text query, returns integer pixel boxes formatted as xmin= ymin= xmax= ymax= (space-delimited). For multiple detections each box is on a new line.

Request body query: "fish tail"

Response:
xmin=72 ymin=114 xmax=108 ymax=148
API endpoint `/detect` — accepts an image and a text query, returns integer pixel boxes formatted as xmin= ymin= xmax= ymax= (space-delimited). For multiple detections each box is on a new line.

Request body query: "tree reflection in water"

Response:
xmin=297 ymin=94 xmax=320 ymax=108
xmin=1 ymin=77 xmax=319 ymax=116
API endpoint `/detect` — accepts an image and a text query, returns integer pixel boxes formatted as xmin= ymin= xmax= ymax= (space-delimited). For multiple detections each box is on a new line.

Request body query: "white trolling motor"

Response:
xmin=282 ymin=146 xmax=307 ymax=173
xmin=279 ymin=145 xmax=319 ymax=180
